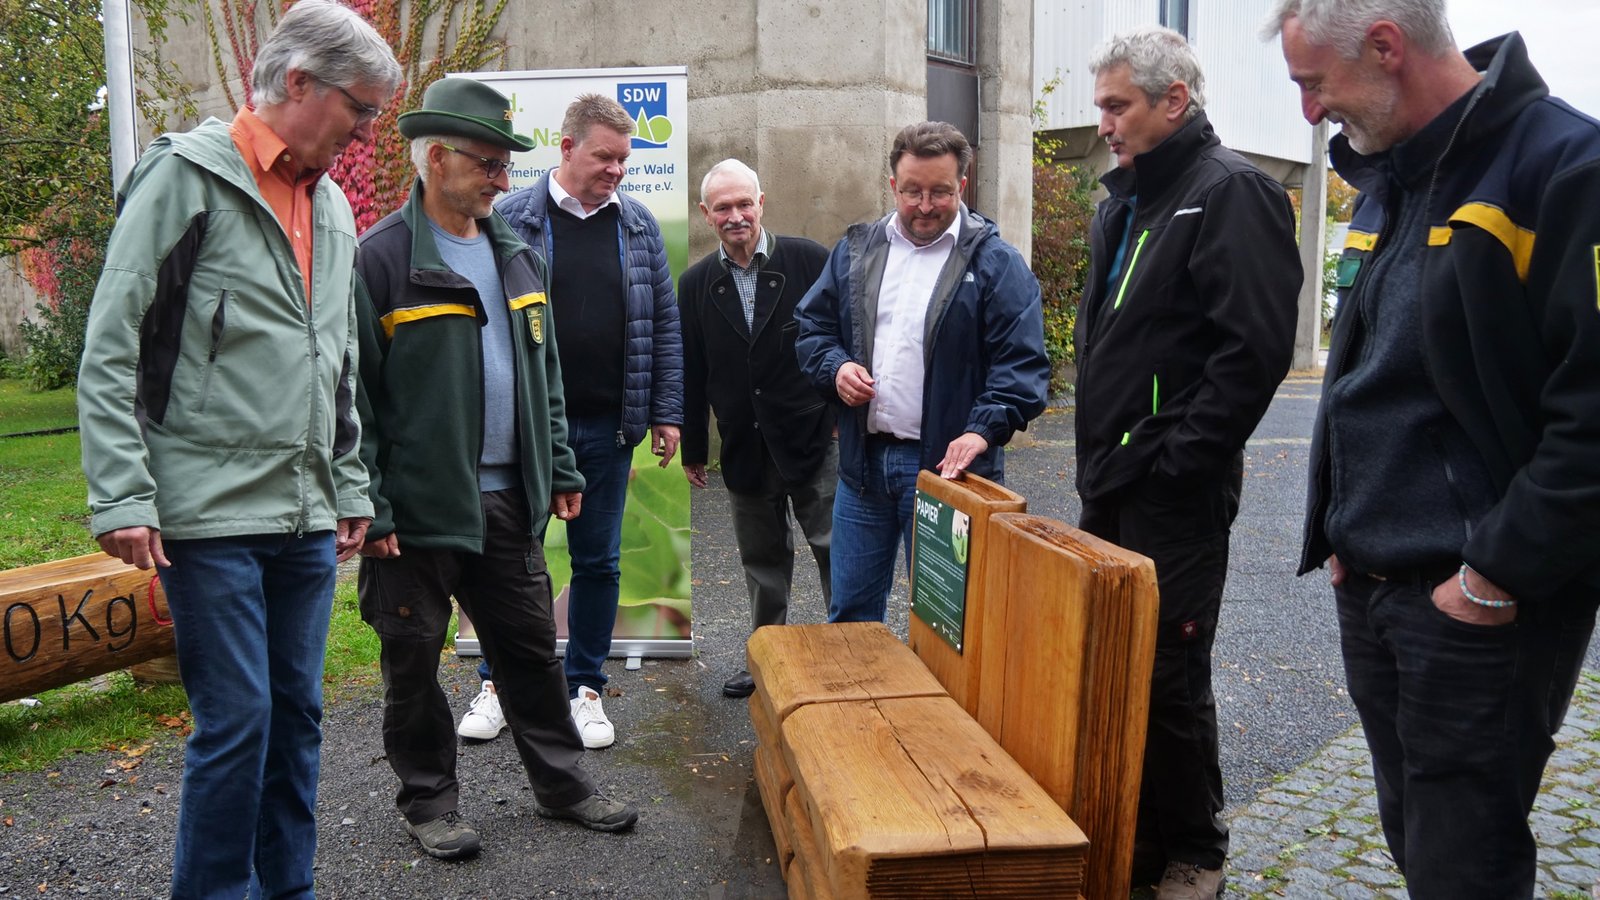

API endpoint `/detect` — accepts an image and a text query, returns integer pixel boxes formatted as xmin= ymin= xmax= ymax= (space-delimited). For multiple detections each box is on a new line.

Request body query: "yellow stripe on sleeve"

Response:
xmin=508 ymin=292 xmax=547 ymax=311
xmin=1446 ymin=202 xmax=1535 ymax=282
xmin=1344 ymin=231 xmax=1378 ymax=252
xmin=378 ymin=303 xmax=477 ymax=339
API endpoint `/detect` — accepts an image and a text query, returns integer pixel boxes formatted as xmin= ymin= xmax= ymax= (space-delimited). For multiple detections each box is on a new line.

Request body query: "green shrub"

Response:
xmin=1032 ymin=146 xmax=1097 ymax=395
xmin=16 ymin=220 xmax=109 ymax=391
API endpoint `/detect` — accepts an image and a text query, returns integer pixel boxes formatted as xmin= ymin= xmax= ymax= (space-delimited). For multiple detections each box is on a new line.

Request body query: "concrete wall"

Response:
xmin=0 ymin=257 xmax=39 ymax=358
xmin=496 ymin=0 xmax=930 ymax=260
xmin=140 ymin=0 xmax=1033 ymax=265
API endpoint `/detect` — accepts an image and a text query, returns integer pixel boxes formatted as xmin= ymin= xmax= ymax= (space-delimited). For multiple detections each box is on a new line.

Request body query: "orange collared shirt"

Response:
xmin=229 ymin=107 xmax=322 ymax=304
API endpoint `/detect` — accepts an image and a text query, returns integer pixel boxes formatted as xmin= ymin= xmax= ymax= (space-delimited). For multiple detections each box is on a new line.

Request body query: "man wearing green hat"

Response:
xmin=353 ymin=76 xmax=639 ymax=860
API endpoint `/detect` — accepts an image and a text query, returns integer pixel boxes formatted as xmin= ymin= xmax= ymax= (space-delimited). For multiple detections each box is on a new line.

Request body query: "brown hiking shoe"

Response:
xmin=1156 ymin=861 xmax=1224 ymax=899
xmin=534 ymin=792 xmax=639 ymax=833
xmin=405 ymin=810 xmax=481 ymax=859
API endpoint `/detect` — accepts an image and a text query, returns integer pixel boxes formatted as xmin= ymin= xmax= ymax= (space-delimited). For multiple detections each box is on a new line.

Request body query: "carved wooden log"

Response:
xmin=905 ymin=471 xmax=1026 ymax=715
xmin=0 ymin=553 xmax=175 ymax=703
xmin=783 ymin=696 xmax=1089 ymax=899
xmin=747 ymin=621 xmax=946 ymax=727
xmin=975 ymin=514 xmax=1159 ymax=900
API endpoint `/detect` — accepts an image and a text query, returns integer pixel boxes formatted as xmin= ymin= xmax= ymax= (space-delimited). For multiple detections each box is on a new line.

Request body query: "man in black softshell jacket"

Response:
xmin=1073 ymin=26 xmax=1301 ymax=899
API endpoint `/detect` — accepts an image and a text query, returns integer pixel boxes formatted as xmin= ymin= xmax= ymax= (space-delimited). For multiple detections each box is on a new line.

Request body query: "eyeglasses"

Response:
xmin=328 ymin=83 xmax=381 ymax=126
xmin=438 ymin=142 xmax=511 ymax=179
xmin=896 ymin=186 xmax=959 ymax=205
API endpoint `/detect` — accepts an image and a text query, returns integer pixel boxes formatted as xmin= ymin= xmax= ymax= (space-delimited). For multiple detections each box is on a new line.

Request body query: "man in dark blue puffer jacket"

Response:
xmin=489 ymin=93 xmax=683 ymax=751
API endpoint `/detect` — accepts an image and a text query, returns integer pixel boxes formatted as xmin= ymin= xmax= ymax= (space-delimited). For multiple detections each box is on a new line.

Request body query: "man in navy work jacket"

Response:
xmin=794 ymin=120 xmax=1050 ymax=625
xmin=1269 ymin=0 xmax=1600 ymax=895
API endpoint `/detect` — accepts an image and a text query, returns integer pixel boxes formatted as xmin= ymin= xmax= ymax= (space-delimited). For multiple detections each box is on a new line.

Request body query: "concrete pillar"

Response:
xmin=103 ymin=0 xmax=141 ymax=189
xmin=747 ymin=0 xmax=927 ymax=250
xmin=0 ymin=257 xmax=40 ymax=358
xmin=974 ymin=0 xmax=1036 ymax=261
xmin=1293 ymin=121 xmax=1328 ymax=371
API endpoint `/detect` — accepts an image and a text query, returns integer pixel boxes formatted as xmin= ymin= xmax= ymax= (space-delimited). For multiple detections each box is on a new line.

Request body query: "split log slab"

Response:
xmin=751 ymin=693 xmax=796 ymax=870
xmin=977 ymin=514 xmax=1159 ymax=900
xmin=785 ymin=780 xmax=830 ymax=900
xmin=784 ymin=696 xmax=1089 ymax=899
xmin=747 ymin=621 xmax=946 ymax=726
xmin=0 ymin=553 xmax=174 ymax=703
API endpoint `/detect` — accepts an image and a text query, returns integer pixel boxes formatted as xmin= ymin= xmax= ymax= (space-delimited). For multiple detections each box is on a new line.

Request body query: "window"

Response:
xmin=928 ymin=0 xmax=975 ymax=66
xmin=1160 ymin=0 xmax=1190 ymax=39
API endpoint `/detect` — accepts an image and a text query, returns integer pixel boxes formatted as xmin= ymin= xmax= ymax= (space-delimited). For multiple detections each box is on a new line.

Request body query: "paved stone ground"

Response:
xmin=1221 ymin=672 xmax=1600 ymax=899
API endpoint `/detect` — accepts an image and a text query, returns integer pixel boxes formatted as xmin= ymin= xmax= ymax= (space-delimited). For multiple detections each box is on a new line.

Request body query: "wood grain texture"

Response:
xmin=753 ymin=739 xmax=795 ymax=868
xmin=905 ymin=471 xmax=1026 ymax=714
xmin=0 ymin=553 xmax=175 ymax=702
xmin=783 ymin=696 xmax=1087 ymax=899
xmin=747 ymin=622 xmax=946 ymax=725
xmin=977 ymin=514 xmax=1159 ymax=900
xmin=786 ymin=782 xmax=832 ymax=900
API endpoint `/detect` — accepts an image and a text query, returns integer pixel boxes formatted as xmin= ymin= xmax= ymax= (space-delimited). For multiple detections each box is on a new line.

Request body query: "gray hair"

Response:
xmin=1089 ymin=26 xmax=1206 ymax=119
xmin=409 ymin=135 xmax=450 ymax=184
xmin=700 ymin=159 xmax=762 ymax=203
xmin=251 ymin=0 xmax=401 ymax=106
xmin=1261 ymin=0 xmax=1455 ymax=58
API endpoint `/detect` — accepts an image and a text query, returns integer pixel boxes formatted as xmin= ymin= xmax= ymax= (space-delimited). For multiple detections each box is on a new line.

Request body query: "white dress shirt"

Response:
xmin=867 ymin=211 xmax=961 ymax=440
xmin=548 ymin=171 xmax=623 ymax=220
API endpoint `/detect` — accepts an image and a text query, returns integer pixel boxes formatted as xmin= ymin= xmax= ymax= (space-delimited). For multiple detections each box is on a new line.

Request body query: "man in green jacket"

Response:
xmin=353 ymin=78 xmax=639 ymax=860
xmin=75 ymin=2 xmax=398 ymax=896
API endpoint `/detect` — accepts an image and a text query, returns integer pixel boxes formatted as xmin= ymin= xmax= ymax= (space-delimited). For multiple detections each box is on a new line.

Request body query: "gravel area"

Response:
xmin=4 ymin=379 xmax=1595 ymax=897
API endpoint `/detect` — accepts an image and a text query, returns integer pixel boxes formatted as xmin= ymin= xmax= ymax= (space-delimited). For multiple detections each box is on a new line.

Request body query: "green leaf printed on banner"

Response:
xmin=542 ymin=442 xmax=692 ymax=640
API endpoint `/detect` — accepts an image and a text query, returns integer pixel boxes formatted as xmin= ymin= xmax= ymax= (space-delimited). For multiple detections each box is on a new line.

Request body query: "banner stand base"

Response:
xmin=455 ymin=635 xmax=696 ymax=660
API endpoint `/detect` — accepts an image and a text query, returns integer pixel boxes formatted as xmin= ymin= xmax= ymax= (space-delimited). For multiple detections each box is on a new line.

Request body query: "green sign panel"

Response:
xmin=910 ymin=489 xmax=971 ymax=652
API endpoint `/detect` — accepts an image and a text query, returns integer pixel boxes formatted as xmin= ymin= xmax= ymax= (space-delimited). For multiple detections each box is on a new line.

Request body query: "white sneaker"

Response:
xmin=457 ymin=680 xmax=506 ymax=741
xmin=570 ymin=686 xmax=615 ymax=749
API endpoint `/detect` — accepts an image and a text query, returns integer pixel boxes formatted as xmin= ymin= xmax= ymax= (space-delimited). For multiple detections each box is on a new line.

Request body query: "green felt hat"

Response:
xmin=398 ymin=77 xmax=533 ymax=152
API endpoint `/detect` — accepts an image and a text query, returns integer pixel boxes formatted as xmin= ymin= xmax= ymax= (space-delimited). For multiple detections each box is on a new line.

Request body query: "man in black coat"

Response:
xmin=679 ymin=159 xmax=835 ymax=698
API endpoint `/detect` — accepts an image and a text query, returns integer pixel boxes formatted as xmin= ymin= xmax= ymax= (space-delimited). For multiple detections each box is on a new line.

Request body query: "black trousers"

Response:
xmin=1335 ymin=571 xmax=1597 ymax=898
xmin=358 ymin=488 xmax=595 ymax=825
xmin=1079 ymin=454 xmax=1242 ymax=871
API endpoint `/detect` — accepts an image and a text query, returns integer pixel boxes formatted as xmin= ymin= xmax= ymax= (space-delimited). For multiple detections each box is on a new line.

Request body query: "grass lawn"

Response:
xmin=0 ymin=376 xmax=382 ymax=771
xmin=0 ymin=431 xmax=97 ymax=569
xmin=0 ymin=380 xmax=76 ymax=435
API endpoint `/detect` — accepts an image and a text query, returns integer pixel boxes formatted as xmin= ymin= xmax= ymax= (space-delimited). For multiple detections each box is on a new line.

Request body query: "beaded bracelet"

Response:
xmin=1459 ymin=565 xmax=1516 ymax=608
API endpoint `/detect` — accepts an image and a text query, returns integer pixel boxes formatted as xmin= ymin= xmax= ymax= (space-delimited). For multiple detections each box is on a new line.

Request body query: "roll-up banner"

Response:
xmin=455 ymin=67 xmax=692 ymax=662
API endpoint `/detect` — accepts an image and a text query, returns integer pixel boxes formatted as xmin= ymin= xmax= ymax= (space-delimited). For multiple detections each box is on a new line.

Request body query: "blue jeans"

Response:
xmin=560 ymin=415 xmax=635 ymax=696
xmin=159 ymin=532 xmax=336 ymax=900
xmin=828 ymin=440 xmax=921 ymax=623
xmin=1336 ymin=571 xmax=1597 ymax=898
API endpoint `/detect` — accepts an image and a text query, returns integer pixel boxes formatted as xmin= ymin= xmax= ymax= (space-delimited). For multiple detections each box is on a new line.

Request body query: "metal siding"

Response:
xmin=1034 ymin=0 xmax=1311 ymax=165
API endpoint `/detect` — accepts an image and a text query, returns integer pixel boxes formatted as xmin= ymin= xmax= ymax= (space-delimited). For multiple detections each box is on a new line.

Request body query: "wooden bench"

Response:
xmin=748 ymin=622 xmax=1089 ymax=899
